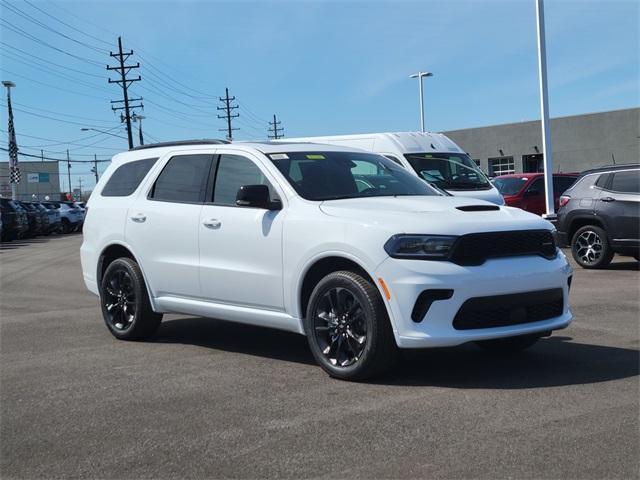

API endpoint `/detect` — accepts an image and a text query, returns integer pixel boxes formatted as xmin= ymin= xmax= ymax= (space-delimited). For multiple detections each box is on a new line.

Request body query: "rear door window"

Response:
xmin=150 ymin=154 xmax=213 ymax=203
xmin=610 ymin=170 xmax=640 ymax=194
xmin=102 ymin=158 xmax=158 ymax=197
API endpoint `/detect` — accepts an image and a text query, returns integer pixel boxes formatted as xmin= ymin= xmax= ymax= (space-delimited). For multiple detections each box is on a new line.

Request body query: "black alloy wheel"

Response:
xmin=305 ymin=270 xmax=397 ymax=380
xmin=100 ymin=257 xmax=162 ymax=340
xmin=103 ymin=267 xmax=137 ymax=332
xmin=313 ymin=287 xmax=368 ymax=367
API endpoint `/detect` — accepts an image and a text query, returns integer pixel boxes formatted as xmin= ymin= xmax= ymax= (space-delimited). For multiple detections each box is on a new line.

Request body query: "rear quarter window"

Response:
xmin=101 ymin=157 xmax=158 ymax=197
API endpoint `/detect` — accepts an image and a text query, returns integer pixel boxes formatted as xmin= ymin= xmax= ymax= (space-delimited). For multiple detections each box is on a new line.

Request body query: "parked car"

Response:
xmin=279 ymin=132 xmax=505 ymax=205
xmin=45 ymin=201 xmax=84 ymax=233
xmin=493 ymin=173 xmax=578 ymax=216
xmin=556 ymin=164 xmax=639 ymax=268
xmin=17 ymin=201 xmax=43 ymax=237
xmin=81 ymin=140 xmax=573 ymax=380
xmin=34 ymin=202 xmax=61 ymax=234
xmin=0 ymin=198 xmax=28 ymax=241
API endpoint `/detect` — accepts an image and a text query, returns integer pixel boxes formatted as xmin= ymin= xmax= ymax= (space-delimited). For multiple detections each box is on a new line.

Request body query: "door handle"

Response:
xmin=601 ymin=197 xmax=615 ymax=202
xmin=203 ymin=218 xmax=221 ymax=229
xmin=130 ymin=213 xmax=147 ymax=223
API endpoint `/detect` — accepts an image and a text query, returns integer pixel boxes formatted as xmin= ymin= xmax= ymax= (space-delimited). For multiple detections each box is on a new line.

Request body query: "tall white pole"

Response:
xmin=418 ymin=75 xmax=425 ymax=132
xmin=536 ymin=0 xmax=555 ymax=218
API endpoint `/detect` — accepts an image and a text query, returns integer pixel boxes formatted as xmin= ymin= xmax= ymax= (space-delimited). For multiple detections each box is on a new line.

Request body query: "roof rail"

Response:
xmin=579 ymin=163 xmax=640 ymax=176
xmin=130 ymin=139 xmax=230 ymax=151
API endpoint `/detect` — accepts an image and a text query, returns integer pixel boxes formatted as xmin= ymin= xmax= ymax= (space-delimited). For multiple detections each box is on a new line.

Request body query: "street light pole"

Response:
xmin=409 ymin=71 xmax=433 ymax=132
xmin=536 ymin=0 xmax=555 ymax=219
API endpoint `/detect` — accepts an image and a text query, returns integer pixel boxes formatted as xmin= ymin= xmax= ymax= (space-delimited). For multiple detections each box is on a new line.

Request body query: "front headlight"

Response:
xmin=384 ymin=234 xmax=458 ymax=260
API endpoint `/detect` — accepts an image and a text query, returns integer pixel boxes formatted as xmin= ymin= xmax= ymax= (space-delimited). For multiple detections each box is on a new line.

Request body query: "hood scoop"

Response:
xmin=456 ymin=205 xmax=500 ymax=212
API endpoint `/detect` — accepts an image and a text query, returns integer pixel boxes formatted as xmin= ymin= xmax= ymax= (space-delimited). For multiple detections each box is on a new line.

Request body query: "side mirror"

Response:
xmin=236 ymin=184 xmax=281 ymax=210
xmin=524 ymin=188 xmax=540 ymax=197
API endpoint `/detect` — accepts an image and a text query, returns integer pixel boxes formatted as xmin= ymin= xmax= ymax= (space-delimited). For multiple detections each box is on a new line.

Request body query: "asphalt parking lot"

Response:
xmin=1 ymin=235 xmax=638 ymax=479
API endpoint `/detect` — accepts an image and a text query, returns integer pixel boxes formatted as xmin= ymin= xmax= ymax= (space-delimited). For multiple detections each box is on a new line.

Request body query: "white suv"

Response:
xmin=81 ymin=140 xmax=573 ymax=380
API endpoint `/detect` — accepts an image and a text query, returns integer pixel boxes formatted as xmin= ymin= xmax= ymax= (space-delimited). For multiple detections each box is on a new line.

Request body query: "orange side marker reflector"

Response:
xmin=378 ymin=277 xmax=391 ymax=301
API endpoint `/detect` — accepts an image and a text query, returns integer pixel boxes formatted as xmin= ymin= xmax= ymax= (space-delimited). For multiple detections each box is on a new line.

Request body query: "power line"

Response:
xmin=1 ymin=103 xmax=119 ymax=128
xmin=0 ymin=18 xmax=103 ymax=67
xmin=0 ymin=147 xmax=111 ymax=162
xmin=0 ymin=41 xmax=106 ymax=79
xmin=24 ymin=0 xmax=114 ymax=48
xmin=268 ymin=114 xmax=284 ymax=139
xmin=107 ymin=37 xmax=142 ymax=150
xmin=217 ymin=87 xmax=239 ymax=141
xmin=1 ymin=0 xmax=108 ymax=54
xmin=1 ymin=70 xmax=110 ymax=101
xmin=0 ymin=127 xmax=124 ymax=150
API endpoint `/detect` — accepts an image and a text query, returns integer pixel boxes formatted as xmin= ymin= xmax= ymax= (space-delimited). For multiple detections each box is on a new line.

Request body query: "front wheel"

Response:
xmin=571 ymin=225 xmax=614 ymax=269
xmin=475 ymin=333 xmax=541 ymax=353
xmin=100 ymin=257 xmax=162 ymax=340
xmin=305 ymin=270 xmax=398 ymax=381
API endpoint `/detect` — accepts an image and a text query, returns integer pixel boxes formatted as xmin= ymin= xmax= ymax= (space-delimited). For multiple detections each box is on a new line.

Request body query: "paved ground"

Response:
xmin=1 ymin=234 xmax=638 ymax=479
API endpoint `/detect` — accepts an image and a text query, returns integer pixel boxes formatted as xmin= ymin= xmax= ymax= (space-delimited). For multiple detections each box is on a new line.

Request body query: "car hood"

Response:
xmin=319 ymin=196 xmax=552 ymax=236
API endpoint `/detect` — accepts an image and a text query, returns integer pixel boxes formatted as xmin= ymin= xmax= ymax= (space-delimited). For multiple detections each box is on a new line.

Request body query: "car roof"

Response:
xmin=578 ymin=163 xmax=639 ymax=177
xmin=494 ymin=173 xmax=579 ymax=179
xmin=110 ymin=140 xmax=372 ymax=165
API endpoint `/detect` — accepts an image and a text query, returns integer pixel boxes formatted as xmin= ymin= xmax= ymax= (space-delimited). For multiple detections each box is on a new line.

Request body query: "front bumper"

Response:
xmin=375 ymin=251 xmax=573 ymax=348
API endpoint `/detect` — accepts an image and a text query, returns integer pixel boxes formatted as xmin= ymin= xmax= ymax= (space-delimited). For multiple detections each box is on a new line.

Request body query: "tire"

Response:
xmin=633 ymin=254 xmax=639 ymax=262
xmin=476 ymin=333 xmax=541 ymax=353
xmin=100 ymin=257 xmax=162 ymax=341
xmin=305 ymin=270 xmax=398 ymax=381
xmin=571 ymin=225 xmax=614 ymax=269
xmin=61 ymin=219 xmax=71 ymax=234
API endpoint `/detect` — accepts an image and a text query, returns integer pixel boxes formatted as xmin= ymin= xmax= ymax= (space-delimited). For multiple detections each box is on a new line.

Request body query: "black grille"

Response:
xmin=449 ymin=230 xmax=556 ymax=266
xmin=453 ymin=288 xmax=564 ymax=330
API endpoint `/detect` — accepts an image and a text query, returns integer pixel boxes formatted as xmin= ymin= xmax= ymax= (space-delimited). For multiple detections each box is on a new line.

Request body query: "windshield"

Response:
xmin=404 ymin=153 xmax=491 ymax=191
xmin=493 ymin=177 xmax=528 ymax=196
xmin=269 ymin=151 xmax=439 ymax=201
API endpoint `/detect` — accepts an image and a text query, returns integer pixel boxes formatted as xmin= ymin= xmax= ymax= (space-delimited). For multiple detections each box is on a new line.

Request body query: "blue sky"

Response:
xmin=1 ymin=0 xmax=638 ymax=191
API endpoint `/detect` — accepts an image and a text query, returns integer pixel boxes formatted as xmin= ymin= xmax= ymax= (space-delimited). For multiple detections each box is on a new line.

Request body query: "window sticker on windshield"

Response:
xmin=269 ymin=153 xmax=289 ymax=160
xmin=306 ymin=154 xmax=326 ymax=160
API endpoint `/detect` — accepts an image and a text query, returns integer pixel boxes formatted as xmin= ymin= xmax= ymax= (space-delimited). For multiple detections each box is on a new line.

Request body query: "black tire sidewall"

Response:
xmin=571 ymin=225 xmax=613 ymax=269
xmin=305 ymin=271 xmax=386 ymax=380
xmin=100 ymin=258 xmax=149 ymax=340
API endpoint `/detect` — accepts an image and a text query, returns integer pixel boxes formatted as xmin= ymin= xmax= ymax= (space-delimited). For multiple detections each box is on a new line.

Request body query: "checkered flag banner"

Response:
xmin=7 ymin=90 xmax=20 ymax=184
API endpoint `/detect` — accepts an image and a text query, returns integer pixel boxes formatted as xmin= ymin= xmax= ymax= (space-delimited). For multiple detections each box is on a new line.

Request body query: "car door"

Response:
xmin=125 ymin=153 xmax=213 ymax=298
xmin=596 ymin=169 xmax=640 ymax=241
xmin=521 ymin=177 xmax=545 ymax=215
xmin=199 ymin=152 xmax=285 ymax=310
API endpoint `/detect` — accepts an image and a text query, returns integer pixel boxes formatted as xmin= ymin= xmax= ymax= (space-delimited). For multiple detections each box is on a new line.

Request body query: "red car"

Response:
xmin=493 ymin=173 xmax=579 ymax=216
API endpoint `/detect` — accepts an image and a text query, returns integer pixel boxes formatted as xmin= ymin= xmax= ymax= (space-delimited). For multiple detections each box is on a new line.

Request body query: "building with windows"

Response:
xmin=443 ymin=107 xmax=639 ymax=177
xmin=0 ymin=160 xmax=61 ymax=201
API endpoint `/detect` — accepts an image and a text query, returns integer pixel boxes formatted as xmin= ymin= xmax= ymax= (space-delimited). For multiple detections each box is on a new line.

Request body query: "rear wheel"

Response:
xmin=305 ymin=270 xmax=398 ymax=381
xmin=61 ymin=219 xmax=71 ymax=234
xmin=100 ymin=257 xmax=162 ymax=340
xmin=476 ymin=333 xmax=541 ymax=353
xmin=571 ymin=225 xmax=613 ymax=269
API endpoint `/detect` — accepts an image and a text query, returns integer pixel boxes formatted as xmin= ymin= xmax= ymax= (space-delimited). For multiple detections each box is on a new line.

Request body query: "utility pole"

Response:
xmin=217 ymin=87 xmax=239 ymax=141
xmin=78 ymin=177 xmax=83 ymax=199
xmin=92 ymin=154 xmax=99 ymax=183
xmin=41 ymin=149 xmax=44 ymax=162
xmin=268 ymin=114 xmax=284 ymax=140
xmin=66 ymin=149 xmax=71 ymax=198
xmin=133 ymin=113 xmax=145 ymax=146
xmin=107 ymin=36 xmax=142 ymax=150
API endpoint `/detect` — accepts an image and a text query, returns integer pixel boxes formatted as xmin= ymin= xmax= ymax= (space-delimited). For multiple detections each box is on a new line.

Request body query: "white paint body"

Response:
xmin=281 ymin=132 xmax=505 ymax=205
xmin=81 ymin=142 xmax=572 ymax=349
